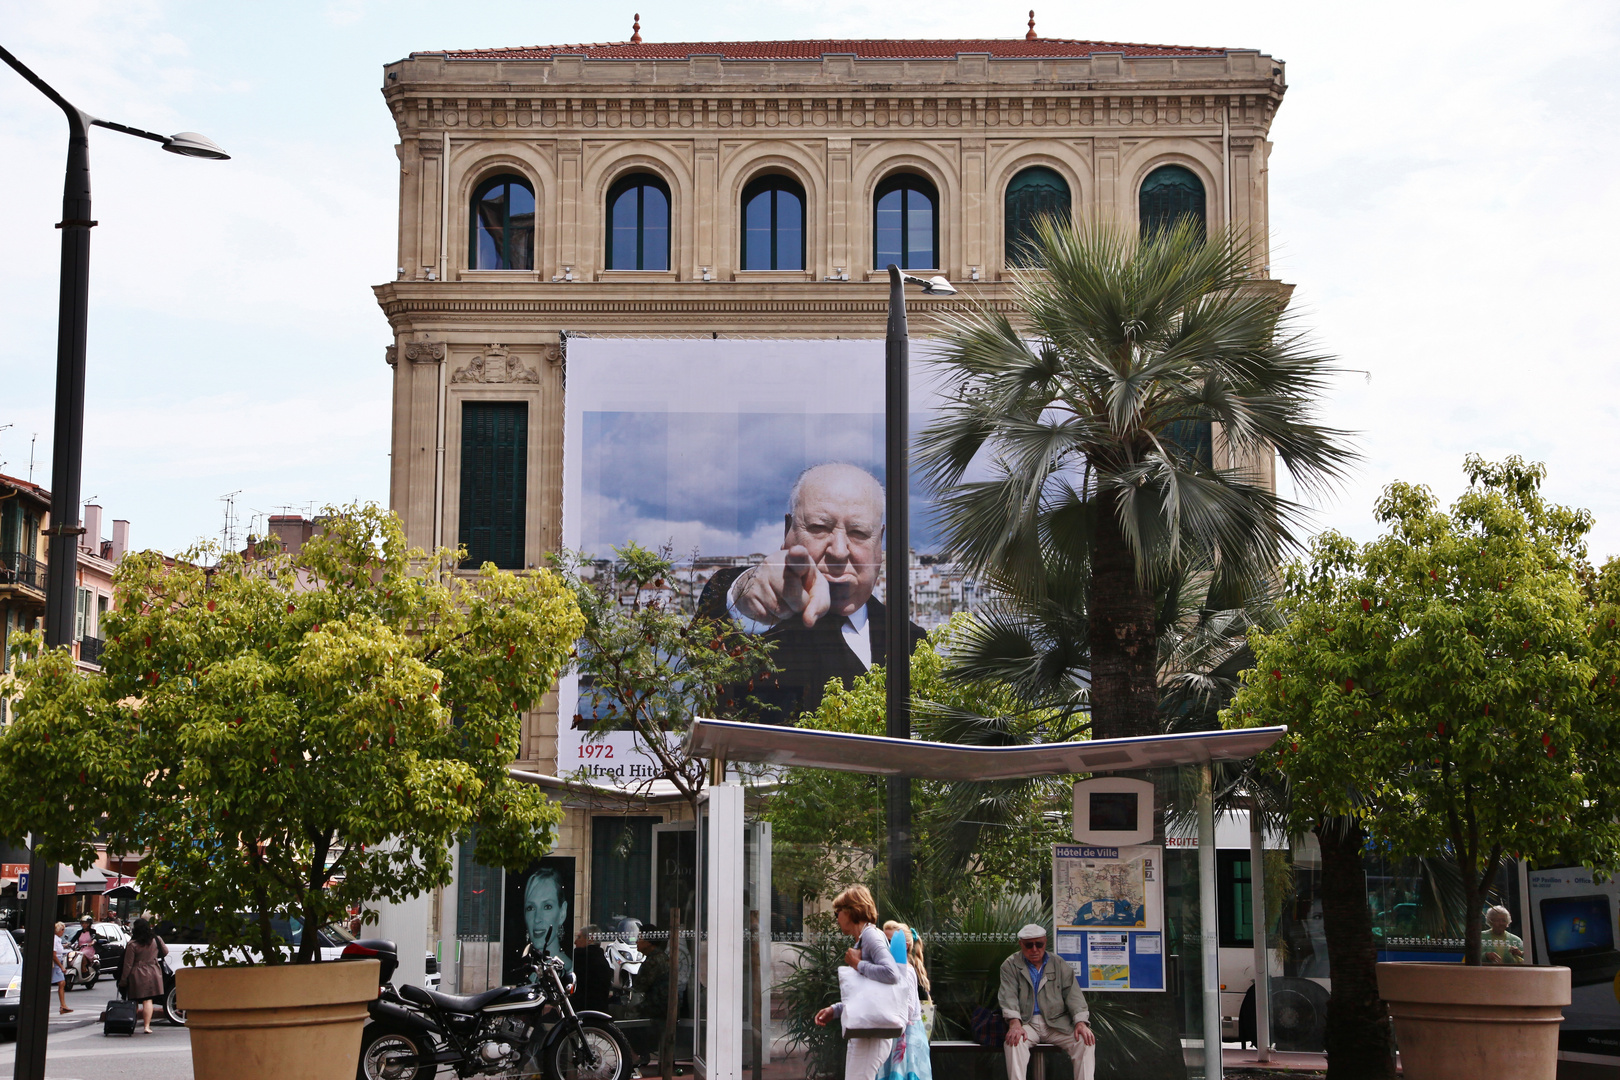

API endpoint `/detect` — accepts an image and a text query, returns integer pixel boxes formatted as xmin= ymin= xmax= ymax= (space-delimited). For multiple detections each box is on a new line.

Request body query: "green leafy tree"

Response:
xmin=765 ymin=617 xmax=1069 ymax=905
xmin=556 ymin=543 xmax=775 ymax=812
xmin=0 ymin=503 xmax=582 ymax=964
xmin=916 ymin=218 xmax=1353 ymax=742
xmin=1226 ymin=457 xmax=1620 ymax=1078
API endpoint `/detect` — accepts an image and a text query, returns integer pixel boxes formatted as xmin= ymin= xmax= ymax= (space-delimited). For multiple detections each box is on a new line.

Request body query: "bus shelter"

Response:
xmin=685 ymin=720 xmax=1287 ymax=1080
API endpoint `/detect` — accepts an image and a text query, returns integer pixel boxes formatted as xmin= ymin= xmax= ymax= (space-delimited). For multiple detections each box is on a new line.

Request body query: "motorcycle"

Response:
xmin=348 ymin=938 xmax=633 ymax=1080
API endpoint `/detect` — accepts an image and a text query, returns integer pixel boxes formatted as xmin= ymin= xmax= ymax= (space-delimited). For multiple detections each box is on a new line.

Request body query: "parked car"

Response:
xmin=152 ymin=915 xmax=353 ymax=1026
xmin=0 ymin=931 xmax=21 ymax=1033
xmin=91 ymin=921 xmax=128 ymax=971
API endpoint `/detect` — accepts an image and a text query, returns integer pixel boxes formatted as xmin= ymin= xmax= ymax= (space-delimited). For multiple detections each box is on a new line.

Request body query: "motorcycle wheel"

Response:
xmin=80 ymin=962 xmax=99 ymax=990
xmin=545 ymin=1022 xmax=632 ymax=1080
xmin=162 ymin=986 xmax=186 ymax=1027
xmin=358 ymin=1024 xmax=437 ymax=1080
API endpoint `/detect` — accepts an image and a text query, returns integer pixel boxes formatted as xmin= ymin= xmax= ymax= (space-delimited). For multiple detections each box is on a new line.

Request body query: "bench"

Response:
xmin=928 ymin=1039 xmax=1070 ymax=1080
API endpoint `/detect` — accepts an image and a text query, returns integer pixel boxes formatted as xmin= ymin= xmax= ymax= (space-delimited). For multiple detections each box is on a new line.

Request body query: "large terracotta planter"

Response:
xmin=1377 ymin=961 xmax=1570 ymax=1080
xmin=175 ymin=959 xmax=379 ymax=1080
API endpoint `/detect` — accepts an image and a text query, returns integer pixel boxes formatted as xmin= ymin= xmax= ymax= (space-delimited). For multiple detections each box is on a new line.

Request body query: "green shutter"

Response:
xmin=1004 ymin=167 xmax=1072 ymax=267
xmin=460 ymin=402 xmax=529 ymax=570
xmin=1139 ymin=165 xmax=1207 ymax=239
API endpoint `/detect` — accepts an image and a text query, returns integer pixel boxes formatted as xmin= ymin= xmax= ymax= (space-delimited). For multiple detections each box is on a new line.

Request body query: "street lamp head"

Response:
xmin=162 ymin=131 xmax=230 ymax=160
xmin=920 ymin=276 xmax=955 ymax=296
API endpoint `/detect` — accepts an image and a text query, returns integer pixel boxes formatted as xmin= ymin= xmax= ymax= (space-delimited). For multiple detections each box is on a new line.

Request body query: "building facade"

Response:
xmin=377 ymin=29 xmax=1289 ymax=987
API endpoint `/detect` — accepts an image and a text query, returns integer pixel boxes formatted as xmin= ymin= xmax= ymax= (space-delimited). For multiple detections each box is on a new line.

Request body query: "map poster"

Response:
xmin=1053 ymin=845 xmax=1166 ymax=992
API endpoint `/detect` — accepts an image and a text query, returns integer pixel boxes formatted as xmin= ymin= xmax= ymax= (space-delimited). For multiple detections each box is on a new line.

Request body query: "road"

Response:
xmin=0 ymin=987 xmax=192 ymax=1080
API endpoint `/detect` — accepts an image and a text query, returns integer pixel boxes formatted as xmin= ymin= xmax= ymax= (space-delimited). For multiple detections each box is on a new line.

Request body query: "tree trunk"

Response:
xmin=1089 ymin=507 xmax=1185 ymax=1078
xmin=1087 ymin=499 xmax=1160 ymax=741
xmin=1317 ymin=820 xmax=1395 ymax=1080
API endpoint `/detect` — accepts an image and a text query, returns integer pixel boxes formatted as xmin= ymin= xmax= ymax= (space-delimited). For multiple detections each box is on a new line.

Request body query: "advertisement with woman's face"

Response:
xmin=504 ymin=857 xmax=575 ymax=985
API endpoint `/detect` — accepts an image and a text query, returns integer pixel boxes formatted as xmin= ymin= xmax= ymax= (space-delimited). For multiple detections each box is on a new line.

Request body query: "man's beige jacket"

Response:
xmin=997 ymin=951 xmax=1090 ymax=1026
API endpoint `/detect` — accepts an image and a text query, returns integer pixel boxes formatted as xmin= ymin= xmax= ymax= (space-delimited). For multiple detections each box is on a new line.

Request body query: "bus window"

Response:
xmin=1218 ymin=850 xmax=1254 ymax=949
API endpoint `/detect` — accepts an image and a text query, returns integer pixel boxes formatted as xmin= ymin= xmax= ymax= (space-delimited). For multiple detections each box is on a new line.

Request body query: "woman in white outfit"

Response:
xmin=814 ymin=886 xmax=901 ymax=1080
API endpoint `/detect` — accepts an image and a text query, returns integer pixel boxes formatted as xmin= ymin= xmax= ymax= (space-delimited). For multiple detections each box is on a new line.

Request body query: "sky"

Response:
xmin=2 ymin=1 xmax=1617 ymax=560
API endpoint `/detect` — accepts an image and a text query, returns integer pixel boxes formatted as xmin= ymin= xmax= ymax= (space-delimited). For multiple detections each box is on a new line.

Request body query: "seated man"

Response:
xmin=999 ymin=924 xmax=1095 ymax=1080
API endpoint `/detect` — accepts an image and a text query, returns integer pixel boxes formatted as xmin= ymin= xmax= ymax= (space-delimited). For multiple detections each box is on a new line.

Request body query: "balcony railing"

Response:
xmin=0 ymin=552 xmax=45 ymax=593
xmin=79 ymin=636 xmax=106 ymax=667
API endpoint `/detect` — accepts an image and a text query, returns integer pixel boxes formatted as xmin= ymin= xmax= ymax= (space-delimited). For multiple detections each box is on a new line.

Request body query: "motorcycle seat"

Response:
xmin=400 ymin=982 xmax=513 ymax=1014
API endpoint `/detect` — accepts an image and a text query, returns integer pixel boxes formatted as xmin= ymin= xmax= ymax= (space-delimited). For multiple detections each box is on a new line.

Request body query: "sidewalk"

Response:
xmin=1223 ymin=1047 xmax=1328 ymax=1074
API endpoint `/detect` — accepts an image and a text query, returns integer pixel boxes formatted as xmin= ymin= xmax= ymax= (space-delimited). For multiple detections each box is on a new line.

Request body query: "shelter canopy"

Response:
xmin=686 ymin=719 xmax=1286 ymax=781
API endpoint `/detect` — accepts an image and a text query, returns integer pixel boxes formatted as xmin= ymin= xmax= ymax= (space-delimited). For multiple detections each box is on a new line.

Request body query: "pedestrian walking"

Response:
xmin=813 ymin=886 xmax=902 ymax=1080
xmin=117 ymin=918 xmax=167 ymax=1034
xmin=876 ymin=922 xmax=933 ymax=1080
xmin=50 ymin=922 xmax=72 ymax=1014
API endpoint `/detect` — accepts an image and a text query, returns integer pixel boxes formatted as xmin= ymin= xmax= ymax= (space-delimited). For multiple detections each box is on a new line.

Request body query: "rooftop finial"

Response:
xmin=1026 ymin=10 xmax=1037 ymax=40
xmin=630 ymin=13 xmax=642 ymax=44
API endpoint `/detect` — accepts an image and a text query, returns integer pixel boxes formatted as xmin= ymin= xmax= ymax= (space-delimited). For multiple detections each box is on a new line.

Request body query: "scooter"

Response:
xmin=600 ymin=918 xmax=644 ymax=995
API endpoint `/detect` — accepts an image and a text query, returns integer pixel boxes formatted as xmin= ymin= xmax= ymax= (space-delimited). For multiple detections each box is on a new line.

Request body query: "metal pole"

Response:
xmin=1197 ymin=764 xmax=1223 ymax=1080
xmin=1249 ymin=802 xmax=1272 ymax=1063
xmin=883 ymin=264 xmax=912 ymax=901
xmin=0 ymin=44 xmax=91 ymax=1080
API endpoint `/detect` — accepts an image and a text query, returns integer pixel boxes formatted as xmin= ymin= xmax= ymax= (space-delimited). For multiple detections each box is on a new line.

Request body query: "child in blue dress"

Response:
xmin=878 ymin=922 xmax=932 ymax=1080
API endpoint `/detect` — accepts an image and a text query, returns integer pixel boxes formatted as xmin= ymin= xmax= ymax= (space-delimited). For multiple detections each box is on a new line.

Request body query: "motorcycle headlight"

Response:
xmin=565 ymin=972 xmax=577 ymax=996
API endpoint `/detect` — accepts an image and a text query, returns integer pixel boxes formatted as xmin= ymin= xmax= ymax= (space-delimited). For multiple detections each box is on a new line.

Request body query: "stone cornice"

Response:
xmin=372 ymin=278 xmax=1293 ymax=335
xmin=383 ymin=88 xmax=1283 ymax=142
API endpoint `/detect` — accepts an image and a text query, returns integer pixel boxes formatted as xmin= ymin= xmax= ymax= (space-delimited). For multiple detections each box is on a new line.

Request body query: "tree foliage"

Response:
xmin=1226 ymin=456 xmax=1620 ymax=963
xmin=555 ymin=543 xmax=775 ymax=810
xmin=915 ymin=217 xmax=1354 ymax=741
xmin=765 ymin=617 xmax=1070 ymax=904
xmin=0 ymin=503 xmax=582 ymax=963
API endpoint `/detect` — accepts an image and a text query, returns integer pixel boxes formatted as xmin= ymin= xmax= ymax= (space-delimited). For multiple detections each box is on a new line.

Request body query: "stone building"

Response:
xmin=375 ymin=25 xmax=1288 ymax=990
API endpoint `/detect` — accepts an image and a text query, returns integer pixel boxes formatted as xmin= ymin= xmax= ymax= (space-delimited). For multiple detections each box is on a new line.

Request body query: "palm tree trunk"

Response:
xmin=1087 ymin=501 xmax=1160 ymax=740
xmin=1317 ymin=820 xmax=1395 ymax=1080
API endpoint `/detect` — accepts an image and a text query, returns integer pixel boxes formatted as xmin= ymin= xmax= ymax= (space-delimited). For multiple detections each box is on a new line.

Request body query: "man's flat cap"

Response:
xmin=1017 ymin=924 xmax=1048 ymax=941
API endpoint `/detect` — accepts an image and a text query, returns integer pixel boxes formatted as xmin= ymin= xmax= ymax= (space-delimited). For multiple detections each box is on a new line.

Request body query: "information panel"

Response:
xmin=1053 ymin=844 xmax=1165 ymax=991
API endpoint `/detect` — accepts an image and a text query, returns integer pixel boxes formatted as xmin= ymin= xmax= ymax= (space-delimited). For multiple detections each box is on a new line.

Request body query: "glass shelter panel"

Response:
xmin=747 ymin=765 xmax=1221 ymax=1080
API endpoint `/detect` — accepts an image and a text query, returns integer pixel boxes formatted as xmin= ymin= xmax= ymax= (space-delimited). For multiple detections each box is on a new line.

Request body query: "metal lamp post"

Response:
xmin=0 ymin=45 xmax=227 ymax=1080
xmin=883 ymin=263 xmax=954 ymax=900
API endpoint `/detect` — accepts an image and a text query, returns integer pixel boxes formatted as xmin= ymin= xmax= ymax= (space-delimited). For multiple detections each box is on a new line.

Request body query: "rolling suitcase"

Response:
xmin=103 ymin=996 xmax=137 ymax=1036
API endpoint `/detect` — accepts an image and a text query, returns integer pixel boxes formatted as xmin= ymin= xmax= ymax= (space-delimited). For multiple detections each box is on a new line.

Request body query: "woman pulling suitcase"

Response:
xmin=117 ymin=919 xmax=168 ymax=1034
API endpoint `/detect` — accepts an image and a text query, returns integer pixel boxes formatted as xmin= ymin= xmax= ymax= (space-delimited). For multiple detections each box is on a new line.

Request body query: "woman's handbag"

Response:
xmin=837 ymin=964 xmax=913 ymax=1039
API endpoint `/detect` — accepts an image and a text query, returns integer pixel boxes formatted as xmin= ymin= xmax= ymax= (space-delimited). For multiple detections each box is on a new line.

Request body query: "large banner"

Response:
xmin=560 ymin=338 xmax=979 ymax=783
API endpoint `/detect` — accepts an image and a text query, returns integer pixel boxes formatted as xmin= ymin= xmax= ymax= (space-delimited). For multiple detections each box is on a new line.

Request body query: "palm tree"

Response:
xmin=917 ymin=217 xmax=1354 ymax=741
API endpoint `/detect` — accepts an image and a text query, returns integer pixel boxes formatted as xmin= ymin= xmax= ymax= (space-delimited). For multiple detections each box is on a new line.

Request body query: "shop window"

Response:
xmin=874 ymin=173 xmax=938 ymax=270
xmin=607 ymin=174 xmax=671 ymax=271
xmin=1004 ymin=166 xmax=1071 ymax=266
xmin=470 ymin=175 xmax=536 ymax=270
xmin=1139 ymin=164 xmax=1207 ymax=239
xmin=458 ymin=833 xmax=504 ymax=939
xmin=591 ymin=816 xmax=659 ymax=927
xmin=740 ymin=175 xmax=806 ymax=271
xmin=459 ymin=402 xmax=528 ymax=570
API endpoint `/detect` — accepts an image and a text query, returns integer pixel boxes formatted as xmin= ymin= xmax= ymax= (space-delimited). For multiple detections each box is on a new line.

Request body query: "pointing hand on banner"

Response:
xmin=731 ymin=545 xmax=831 ymax=627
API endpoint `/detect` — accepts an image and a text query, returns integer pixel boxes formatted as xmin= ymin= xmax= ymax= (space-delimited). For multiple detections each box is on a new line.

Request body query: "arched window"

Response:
xmin=607 ymin=174 xmax=671 ymax=271
xmin=1004 ymin=166 xmax=1072 ymax=266
xmin=1139 ymin=165 xmax=1207 ymax=239
xmin=470 ymin=175 xmax=535 ymax=270
xmin=740 ymin=175 xmax=806 ymax=271
xmin=874 ymin=173 xmax=938 ymax=270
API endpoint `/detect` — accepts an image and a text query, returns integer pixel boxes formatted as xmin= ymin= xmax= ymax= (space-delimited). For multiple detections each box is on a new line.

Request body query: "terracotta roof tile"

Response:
xmin=425 ymin=38 xmax=1232 ymax=62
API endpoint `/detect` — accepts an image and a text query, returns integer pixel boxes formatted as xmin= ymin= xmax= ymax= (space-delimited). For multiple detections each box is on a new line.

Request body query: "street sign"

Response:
xmin=17 ymin=872 xmax=26 ymax=900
